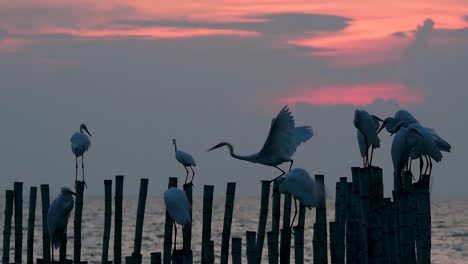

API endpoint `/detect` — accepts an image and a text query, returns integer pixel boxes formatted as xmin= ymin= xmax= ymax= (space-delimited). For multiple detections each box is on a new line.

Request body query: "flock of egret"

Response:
xmin=46 ymin=106 xmax=450 ymax=259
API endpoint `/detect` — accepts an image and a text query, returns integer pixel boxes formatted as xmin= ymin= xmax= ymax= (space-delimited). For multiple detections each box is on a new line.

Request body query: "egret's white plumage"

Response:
xmin=208 ymin=106 xmax=313 ymax=180
xmin=379 ymin=110 xmax=418 ymax=134
xmin=70 ymin=124 xmax=92 ymax=185
xmin=173 ymin=139 xmax=197 ymax=184
xmin=47 ymin=187 xmax=76 ymax=261
xmin=354 ymin=109 xmax=382 ymax=167
xmin=164 ymin=187 xmax=191 ymax=252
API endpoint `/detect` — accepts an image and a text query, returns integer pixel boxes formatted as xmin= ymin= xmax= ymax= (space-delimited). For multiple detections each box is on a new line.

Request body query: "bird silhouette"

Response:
xmin=164 ymin=187 xmax=191 ymax=254
xmin=354 ymin=109 xmax=383 ymax=167
xmin=173 ymin=139 xmax=197 ymax=185
xmin=70 ymin=124 xmax=91 ymax=187
xmin=208 ymin=106 xmax=313 ymax=181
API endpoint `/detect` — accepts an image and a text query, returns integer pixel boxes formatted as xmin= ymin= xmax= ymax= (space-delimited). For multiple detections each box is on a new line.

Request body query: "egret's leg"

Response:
xmin=429 ymin=157 xmax=433 ymax=176
xmin=370 ymin=147 xmax=374 ymax=167
xmin=51 ymin=245 xmax=54 ymax=262
xmin=424 ymin=156 xmax=430 ymax=175
xmin=184 ymin=166 xmax=189 ymax=184
xmin=75 ymin=156 xmax=78 ymax=183
xmin=419 ymin=156 xmax=424 ymax=181
xmin=173 ymin=222 xmax=177 ymax=253
xmin=362 ymin=157 xmax=366 ymax=168
xmin=270 ymin=166 xmax=286 ymax=182
xmin=365 ymin=138 xmax=369 ymax=168
xmin=190 ymin=166 xmax=195 ymax=184
xmin=82 ymin=155 xmax=87 ymax=188
xmin=288 ymin=160 xmax=294 ymax=171
xmin=290 ymin=199 xmax=298 ymax=233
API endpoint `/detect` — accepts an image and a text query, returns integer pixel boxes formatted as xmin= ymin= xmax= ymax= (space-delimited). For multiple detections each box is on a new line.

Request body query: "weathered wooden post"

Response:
xmin=130 ymin=178 xmax=149 ymax=263
xmin=102 ymin=179 xmax=113 ymax=264
xmin=415 ymin=174 xmax=431 ymax=264
xmin=313 ymin=174 xmax=327 ymax=264
xmin=349 ymin=168 xmax=362 ymax=264
xmin=74 ymin=181 xmax=86 ymax=263
xmin=345 ymin=182 xmax=357 ymax=264
xmin=151 ymin=252 xmax=162 ymax=264
xmin=256 ymin=180 xmax=270 ymax=263
xmin=293 ymin=225 xmax=304 ymax=264
xmin=201 ymin=185 xmax=214 ymax=263
xmin=246 ymin=231 xmax=257 ymax=264
xmin=163 ymin=177 xmax=178 ymax=264
xmin=358 ymin=168 xmax=369 ymax=264
xmin=202 ymin=241 xmax=215 ymax=264
xmin=220 ymin=182 xmax=236 ymax=264
xmin=232 ymin=237 xmax=242 ymax=264
xmin=2 ymin=190 xmax=14 ymax=264
xmin=40 ymin=184 xmax=51 ymax=262
xmin=334 ymin=177 xmax=347 ymax=264
xmin=270 ymin=181 xmax=280 ymax=263
xmin=14 ymin=182 xmax=23 ymax=264
xmin=183 ymin=183 xmax=193 ymax=258
xmin=279 ymin=193 xmax=292 ymax=264
xmin=267 ymin=231 xmax=278 ymax=264
xmin=27 ymin=186 xmax=37 ymax=264
xmin=329 ymin=222 xmax=338 ymax=264
xmin=115 ymin=175 xmax=125 ymax=264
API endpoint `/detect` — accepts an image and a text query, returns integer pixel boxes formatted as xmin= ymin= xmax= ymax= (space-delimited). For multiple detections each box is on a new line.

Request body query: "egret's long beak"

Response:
xmin=207 ymin=143 xmax=223 ymax=152
xmin=373 ymin=115 xmax=384 ymax=122
xmin=83 ymin=127 xmax=92 ymax=137
xmin=377 ymin=121 xmax=387 ymax=134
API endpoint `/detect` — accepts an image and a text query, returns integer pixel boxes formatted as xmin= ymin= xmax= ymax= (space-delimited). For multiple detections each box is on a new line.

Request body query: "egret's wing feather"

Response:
xmin=258 ymin=106 xmax=295 ymax=160
xmin=70 ymin=132 xmax=91 ymax=156
xmin=176 ymin=151 xmax=196 ymax=166
xmin=292 ymin=126 xmax=313 ymax=149
xmin=357 ymin=130 xmax=367 ymax=158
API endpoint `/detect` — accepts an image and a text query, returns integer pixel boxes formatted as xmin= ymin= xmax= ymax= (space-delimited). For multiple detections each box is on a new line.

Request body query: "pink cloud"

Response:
xmin=279 ymin=83 xmax=424 ymax=106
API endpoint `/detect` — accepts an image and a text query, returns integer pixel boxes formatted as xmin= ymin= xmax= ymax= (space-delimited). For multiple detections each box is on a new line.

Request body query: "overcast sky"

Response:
xmin=1 ymin=0 xmax=467 ymax=198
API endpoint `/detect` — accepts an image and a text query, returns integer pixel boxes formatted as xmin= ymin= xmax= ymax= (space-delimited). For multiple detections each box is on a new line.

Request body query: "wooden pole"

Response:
xmin=232 ymin=237 xmax=242 ymax=264
xmin=271 ymin=181 xmax=280 ymax=263
xmin=115 ymin=175 xmax=125 ymax=264
xmin=151 ymin=252 xmax=162 ymax=264
xmin=267 ymin=231 xmax=278 ymax=264
xmin=294 ymin=225 xmax=304 ymax=264
xmin=256 ymin=180 xmax=270 ymax=263
xmin=335 ymin=177 xmax=347 ymax=264
xmin=313 ymin=174 xmax=327 ymax=264
xmin=183 ymin=183 xmax=193 ymax=253
xmin=74 ymin=181 xmax=85 ymax=263
xmin=201 ymin=185 xmax=214 ymax=263
xmin=220 ymin=182 xmax=236 ymax=264
xmin=40 ymin=184 xmax=51 ymax=262
xmin=102 ymin=179 xmax=113 ymax=263
xmin=349 ymin=168 xmax=362 ymax=264
xmin=163 ymin=177 xmax=178 ymax=264
xmin=27 ymin=186 xmax=37 ymax=264
xmin=2 ymin=190 xmax=14 ymax=264
xmin=279 ymin=193 xmax=292 ymax=264
xmin=130 ymin=178 xmax=149 ymax=262
xmin=415 ymin=174 xmax=431 ymax=264
xmin=14 ymin=182 xmax=23 ymax=264
xmin=329 ymin=222 xmax=338 ymax=264
xmin=202 ymin=241 xmax=215 ymax=264
xmin=358 ymin=168 xmax=369 ymax=264
xmin=345 ymin=182 xmax=356 ymax=264
xmin=246 ymin=231 xmax=257 ymax=264
xmin=392 ymin=191 xmax=401 ymax=264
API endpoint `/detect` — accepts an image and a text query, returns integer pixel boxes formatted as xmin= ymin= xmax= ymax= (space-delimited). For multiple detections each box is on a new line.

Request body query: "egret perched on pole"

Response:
xmin=275 ymin=168 xmax=321 ymax=229
xmin=207 ymin=105 xmax=313 ymax=181
xmin=70 ymin=124 xmax=92 ymax=186
xmin=164 ymin=187 xmax=191 ymax=254
xmin=378 ymin=110 xmax=418 ymax=134
xmin=354 ymin=109 xmax=383 ymax=167
xmin=173 ymin=139 xmax=197 ymax=185
xmin=47 ymin=187 xmax=76 ymax=262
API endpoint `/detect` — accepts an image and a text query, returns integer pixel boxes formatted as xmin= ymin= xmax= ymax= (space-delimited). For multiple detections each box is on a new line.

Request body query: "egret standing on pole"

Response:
xmin=207 ymin=105 xmax=313 ymax=181
xmin=164 ymin=187 xmax=191 ymax=255
xmin=70 ymin=124 xmax=91 ymax=186
xmin=47 ymin=187 xmax=76 ymax=262
xmin=354 ymin=109 xmax=383 ymax=167
xmin=173 ymin=139 xmax=197 ymax=185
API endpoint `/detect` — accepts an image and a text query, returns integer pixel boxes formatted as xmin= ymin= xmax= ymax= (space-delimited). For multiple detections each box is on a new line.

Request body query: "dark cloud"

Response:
xmin=113 ymin=13 xmax=352 ymax=34
xmin=391 ymin=31 xmax=407 ymax=38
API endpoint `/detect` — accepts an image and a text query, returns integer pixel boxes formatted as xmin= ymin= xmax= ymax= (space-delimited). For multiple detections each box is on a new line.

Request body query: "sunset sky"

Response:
xmin=1 ymin=0 xmax=467 ymax=197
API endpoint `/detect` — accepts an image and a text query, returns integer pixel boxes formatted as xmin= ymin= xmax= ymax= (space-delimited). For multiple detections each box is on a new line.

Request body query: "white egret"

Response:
xmin=70 ymin=124 xmax=92 ymax=186
xmin=164 ymin=187 xmax=191 ymax=253
xmin=276 ymin=168 xmax=321 ymax=229
xmin=354 ymin=109 xmax=383 ymax=167
xmin=391 ymin=123 xmax=424 ymax=190
xmin=47 ymin=187 xmax=76 ymax=262
xmin=207 ymin=106 xmax=313 ymax=181
xmin=378 ymin=109 xmax=418 ymax=134
xmin=173 ymin=139 xmax=197 ymax=185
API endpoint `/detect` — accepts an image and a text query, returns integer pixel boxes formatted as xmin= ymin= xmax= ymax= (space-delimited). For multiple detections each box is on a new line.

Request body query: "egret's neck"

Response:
xmin=224 ymin=143 xmax=257 ymax=163
xmin=173 ymin=143 xmax=178 ymax=152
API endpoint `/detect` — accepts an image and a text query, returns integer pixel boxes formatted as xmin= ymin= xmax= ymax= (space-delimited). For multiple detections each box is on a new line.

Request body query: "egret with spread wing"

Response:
xmin=70 ymin=124 xmax=91 ymax=186
xmin=173 ymin=139 xmax=197 ymax=185
xmin=207 ymin=106 xmax=313 ymax=181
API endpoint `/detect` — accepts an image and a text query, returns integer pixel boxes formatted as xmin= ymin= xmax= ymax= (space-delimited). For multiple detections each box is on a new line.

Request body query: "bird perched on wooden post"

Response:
xmin=47 ymin=187 xmax=76 ymax=262
xmin=70 ymin=124 xmax=92 ymax=187
xmin=173 ymin=139 xmax=197 ymax=185
xmin=354 ymin=109 xmax=383 ymax=167
xmin=208 ymin=105 xmax=313 ymax=181
xmin=164 ymin=187 xmax=191 ymax=255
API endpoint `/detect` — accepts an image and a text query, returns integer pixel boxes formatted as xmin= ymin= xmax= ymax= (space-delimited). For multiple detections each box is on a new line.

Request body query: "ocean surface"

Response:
xmin=0 ymin=195 xmax=467 ymax=264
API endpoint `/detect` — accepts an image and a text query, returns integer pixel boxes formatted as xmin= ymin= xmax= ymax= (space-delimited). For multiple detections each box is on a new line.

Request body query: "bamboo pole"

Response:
xmin=201 ymin=185 xmax=214 ymax=263
xmin=220 ymin=182 xmax=236 ymax=264
xmin=246 ymin=231 xmax=257 ymax=264
xmin=279 ymin=193 xmax=292 ymax=264
xmin=2 ymin=190 xmax=14 ymax=264
xmin=271 ymin=181 xmax=280 ymax=264
xmin=335 ymin=177 xmax=347 ymax=264
xmin=345 ymin=182 xmax=356 ymax=264
xmin=202 ymin=241 xmax=215 ymax=264
xmin=349 ymin=168 xmax=362 ymax=264
xmin=183 ymin=183 xmax=193 ymax=253
xmin=294 ymin=226 xmax=304 ymax=264
xmin=415 ymin=174 xmax=431 ymax=264
xmin=130 ymin=178 xmax=149 ymax=263
xmin=313 ymin=174 xmax=327 ymax=264
xmin=256 ymin=180 xmax=270 ymax=263
xmin=267 ymin=231 xmax=278 ymax=264
xmin=397 ymin=171 xmax=412 ymax=264
xmin=329 ymin=222 xmax=338 ymax=264
xmin=102 ymin=179 xmax=113 ymax=263
xmin=115 ymin=175 xmax=125 ymax=264
xmin=40 ymin=184 xmax=51 ymax=262
xmin=74 ymin=181 xmax=86 ymax=263
xmin=232 ymin=237 xmax=242 ymax=264
xmin=392 ymin=191 xmax=401 ymax=264
xmin=163 ymin=177 xmax=178 ymax=264
xmin=151 ymin=252 xmax=162 ymax=264
xmin=14 ymin=182 xmax=23 ymax=264
xmin=27 ymin=186 xmax=37 ymax=264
